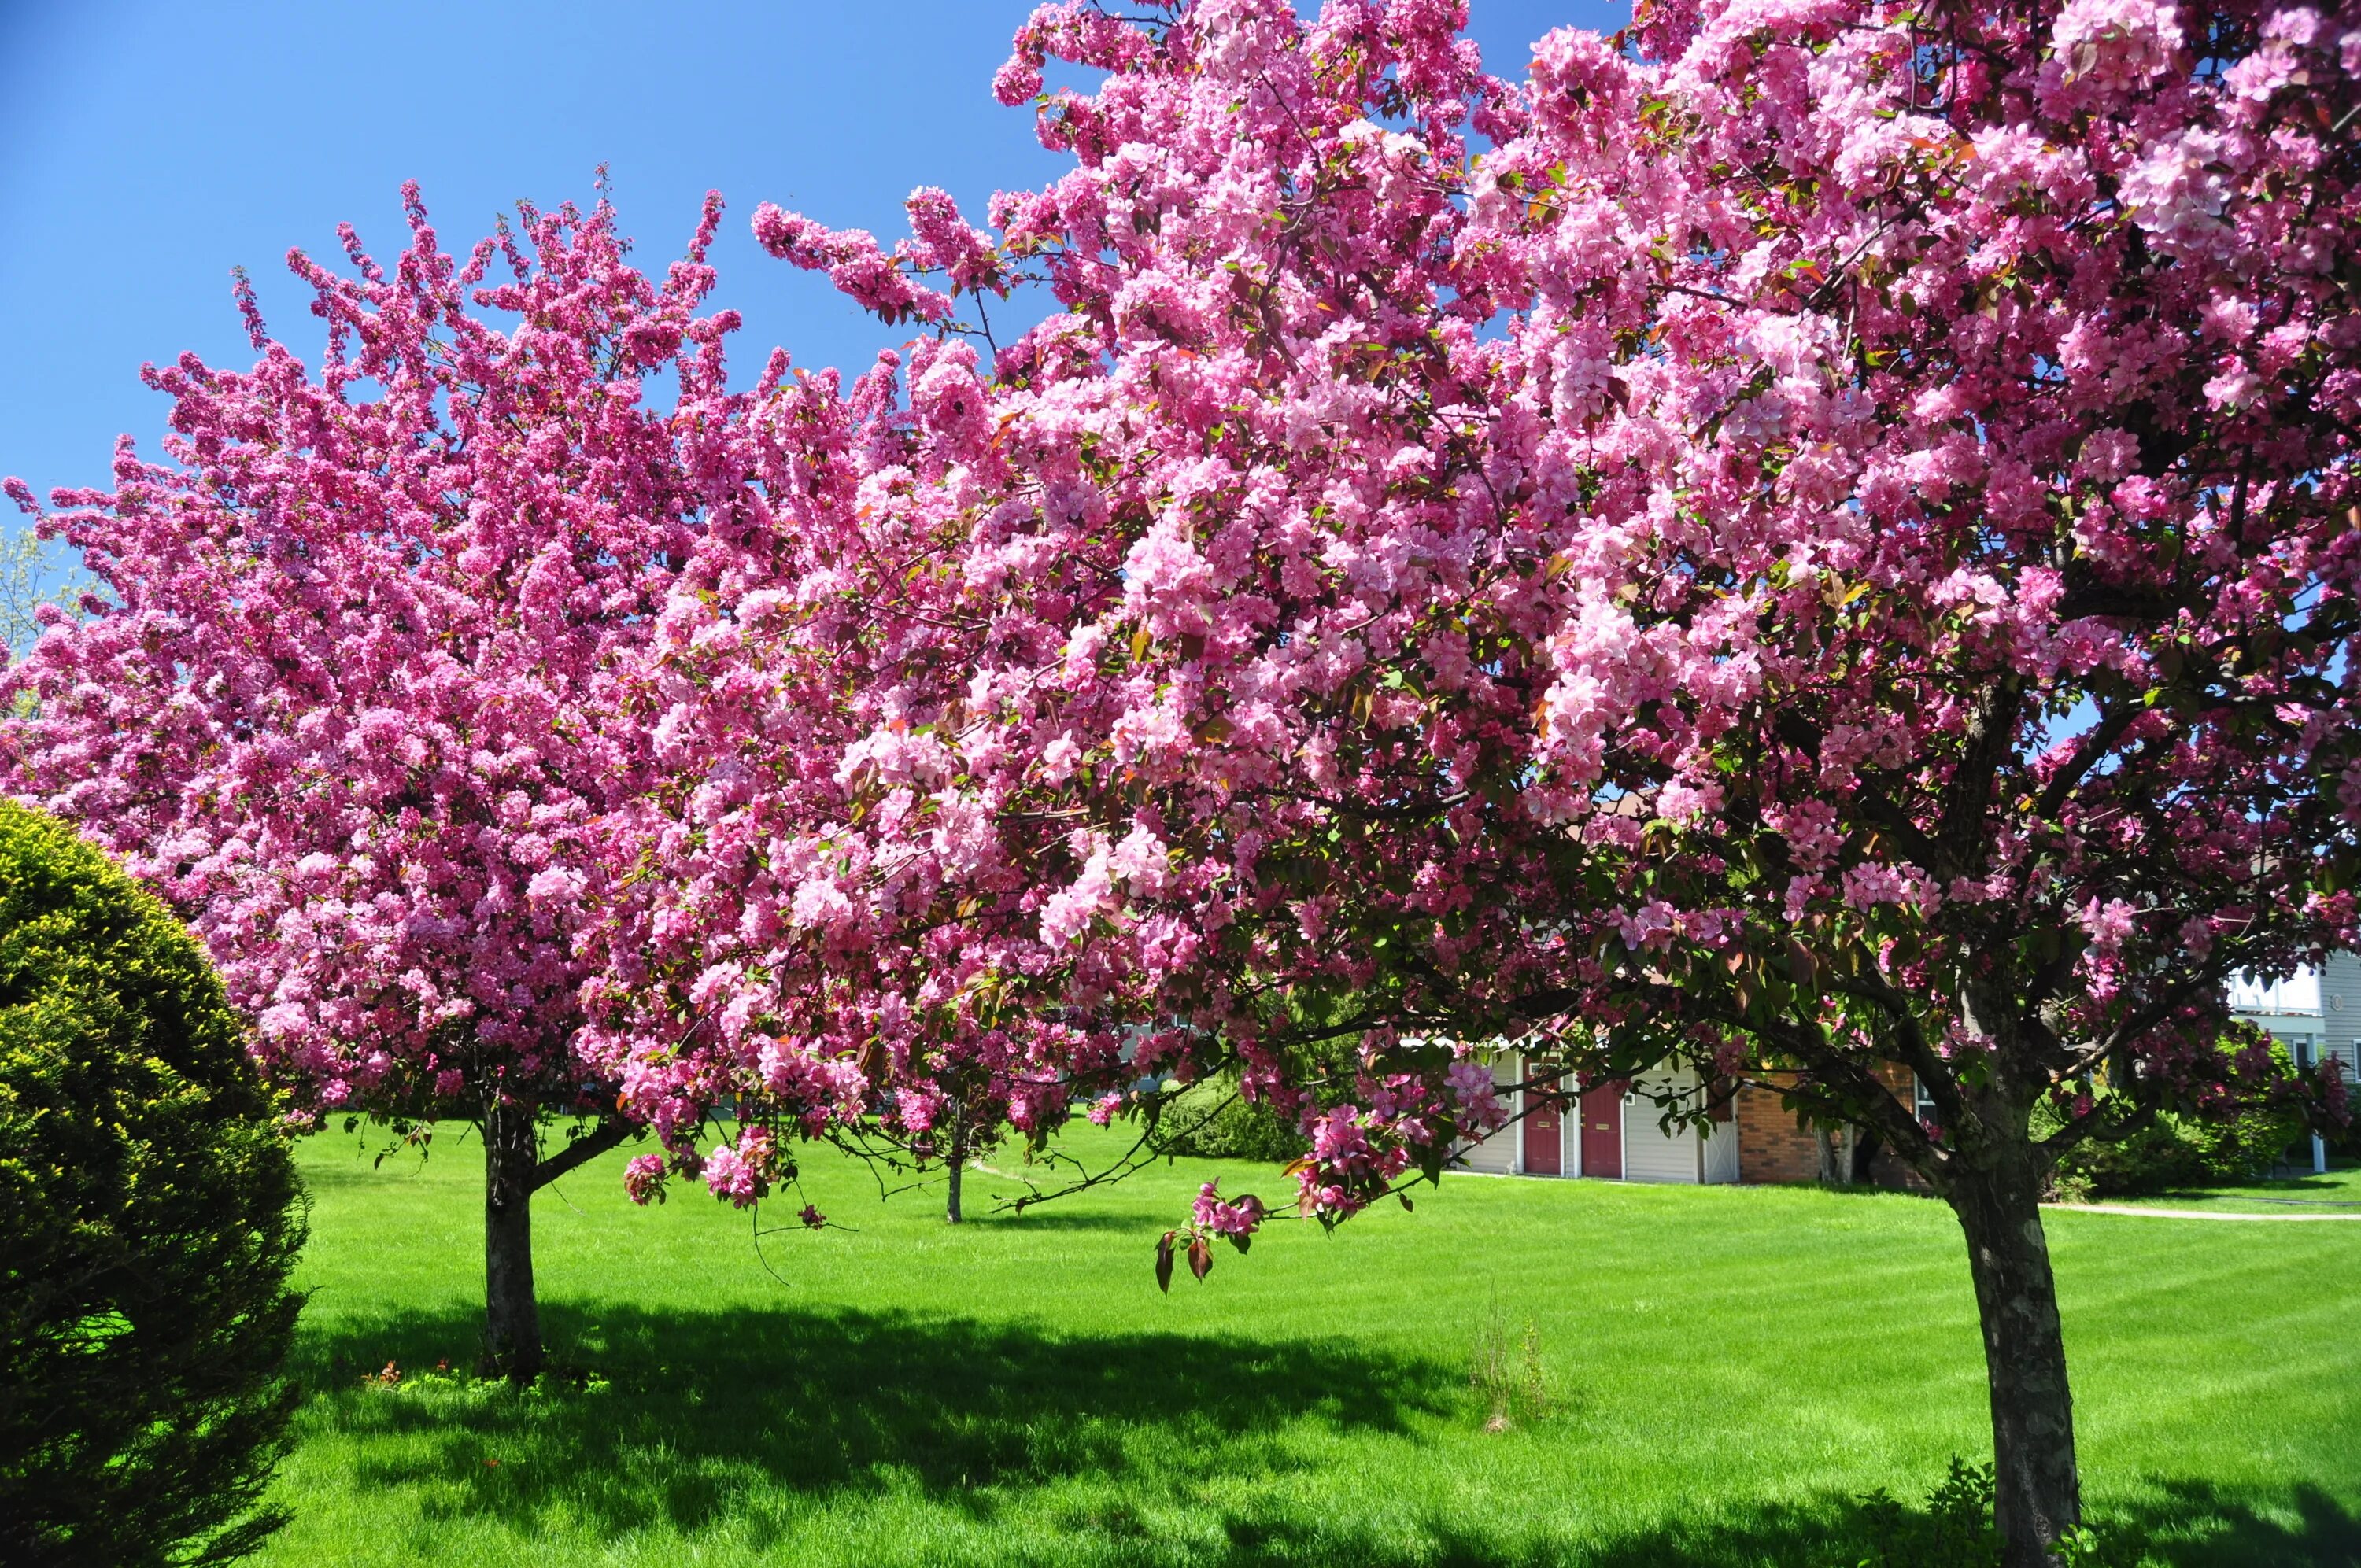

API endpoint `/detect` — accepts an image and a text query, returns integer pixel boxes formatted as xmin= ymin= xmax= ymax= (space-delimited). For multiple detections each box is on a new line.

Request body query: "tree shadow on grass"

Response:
xmin=960 ymin=1208 xmax=1170 ymax=1233
xmin=2146 ymin=1174 xmax=2361 ymax=1205
xmin=2109 ymin=1479 xmax=2361 ymax=1568
xmin=1211 ymin=1481 xmax=2360 ymax=1568
xmin=293 ymin=1301 xmax=1461 ymax=1541
xmin=288 ymin=1306 xmax=2358 ymax=1566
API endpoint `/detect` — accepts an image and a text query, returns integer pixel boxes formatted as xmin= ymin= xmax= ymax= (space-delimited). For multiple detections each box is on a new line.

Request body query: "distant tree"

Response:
xmin=589 ymin=3 xmax=2360 ymax=1563
xmin=0 ymin=529 xmax=90 ymax=657
xmin=0 ymin=800 xmax=304 ymax=1567
xmin=0 ymin=184 xmax=763 ymax=1378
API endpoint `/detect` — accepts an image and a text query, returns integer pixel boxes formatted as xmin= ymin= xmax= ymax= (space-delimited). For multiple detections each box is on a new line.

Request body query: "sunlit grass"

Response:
xmin=259 ymin=1127 xmax=2361 ymax=1566
xmin=2070 ymin=1164 xmax=2361 ymax=1215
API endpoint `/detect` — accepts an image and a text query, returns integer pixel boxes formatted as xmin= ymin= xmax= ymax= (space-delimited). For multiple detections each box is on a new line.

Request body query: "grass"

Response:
xmin=259 ymin=1127 xmax=2361 ymax=1566
xmin=2071 ymin=1164 xmax=2361 ymax=1215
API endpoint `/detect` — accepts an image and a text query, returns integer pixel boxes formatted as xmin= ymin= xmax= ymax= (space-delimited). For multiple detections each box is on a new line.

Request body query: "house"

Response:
xmin=2230 ymin=951 xmax=2360 ymax=1175
xmin=1456 ymin=954 xmax=2361 ymax=1184
xmin=2230 ymin=951 xmax=2360 ymax=1078
xmin=1454 ymin=1053 xmax=1894 ymax=1186
xmin=1453 ymin=1060 xmax=1747 ymax=1183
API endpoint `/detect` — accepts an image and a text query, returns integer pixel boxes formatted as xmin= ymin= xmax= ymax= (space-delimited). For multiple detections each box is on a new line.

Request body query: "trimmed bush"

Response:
xmin=0 ymin=802 xmax=305 ymax=1566
xmin=1149 ymin=1075 xmax=1309 ymax=1163
xmin=2048 ymin=1102 xmax=2306 ymax=1197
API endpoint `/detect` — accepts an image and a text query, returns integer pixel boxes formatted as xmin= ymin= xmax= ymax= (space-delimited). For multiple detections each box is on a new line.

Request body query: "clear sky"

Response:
xmin=0 ymin=0 xmax=1625 ymax=503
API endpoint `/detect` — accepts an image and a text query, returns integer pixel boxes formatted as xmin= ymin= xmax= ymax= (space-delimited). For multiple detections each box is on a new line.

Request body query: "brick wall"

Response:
xmin=1738 ymin=1063 xmax=1923 ymax=1187
xmin=1735 ymin=1084 xmax=1821 ymax=1183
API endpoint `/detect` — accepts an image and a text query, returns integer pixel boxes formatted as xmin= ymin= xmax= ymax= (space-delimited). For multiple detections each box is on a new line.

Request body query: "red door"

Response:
xmin=1580 ymin=1083 xmax=1623 ymax=1179
xmin=1524 ymin=1090 xmax=1563 ymax=1175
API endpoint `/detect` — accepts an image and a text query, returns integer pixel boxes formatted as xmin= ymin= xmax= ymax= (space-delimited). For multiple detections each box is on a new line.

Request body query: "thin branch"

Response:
xmin=532 ymin=1115 xmax=641 ymax=1190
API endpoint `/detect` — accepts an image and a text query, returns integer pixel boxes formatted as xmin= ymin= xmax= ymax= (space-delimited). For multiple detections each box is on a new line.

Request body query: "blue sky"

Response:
xmin=0 ymin=0 xmax=1624 ymax=504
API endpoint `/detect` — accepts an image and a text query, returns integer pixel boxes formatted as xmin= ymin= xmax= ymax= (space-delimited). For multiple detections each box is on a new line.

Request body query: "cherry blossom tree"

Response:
xmin=574 ymin=316 xmax=1099 ymax=1227
xmin=0 ymin=184 xmax=767 ymax=1378
xmin=593 ymin=2 xmax=2359 ymax=1559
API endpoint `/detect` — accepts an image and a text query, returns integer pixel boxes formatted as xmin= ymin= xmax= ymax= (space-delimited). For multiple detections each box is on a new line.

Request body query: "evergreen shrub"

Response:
xmin=0 ymin=802 xmax=305 ymax=1566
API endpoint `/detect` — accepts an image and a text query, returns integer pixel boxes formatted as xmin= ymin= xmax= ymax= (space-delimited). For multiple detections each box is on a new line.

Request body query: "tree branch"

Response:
xmin=2032 ymin=699 xmax=2137 ymax=823
xmin=532 ymin=1115 xmax=641 ymax=1190
xmin=1935 ymin=675 xmax=2021 ymax=879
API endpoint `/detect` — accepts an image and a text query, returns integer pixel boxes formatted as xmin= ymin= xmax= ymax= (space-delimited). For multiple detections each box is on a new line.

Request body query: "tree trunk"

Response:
xmin=482 ymin=1099 xmax=542 ymax=1382
xmin=1948 ymin=1153 xmax=2080 ymax=1566
xmin=1815 ymin=1123 xmax=1858 ymax=1185
xmin=944 ymin=1101 xmax=966 ymax=1226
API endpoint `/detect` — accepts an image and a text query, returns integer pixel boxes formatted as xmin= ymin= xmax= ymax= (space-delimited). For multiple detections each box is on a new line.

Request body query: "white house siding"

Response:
xmin=2233 ymin=951 xmax=2359 ymax=1081
xmin=1454 ymin=1052 xmax=1520 ymax=1175
xmin=1622 ymin=1071 xmax=1702 ymax=1183
xmin=1700 ymin=1117 xmax=1742 ymax=1184
xmin=2324 ymin=951 xmax=2361 ymax=1080
xmin=1458 ymin=1125 xmax=1518 ymax=1175
xmin=2248 ymin=1009 xmax=2325 ymax=1063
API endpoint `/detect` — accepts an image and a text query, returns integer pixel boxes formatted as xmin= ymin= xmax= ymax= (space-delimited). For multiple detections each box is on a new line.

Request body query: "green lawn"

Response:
xmin=2071 ymin=1165 xmax=2361 ymax=1216
xmin=260 ymin=1128 xmax=2361 ymax=1567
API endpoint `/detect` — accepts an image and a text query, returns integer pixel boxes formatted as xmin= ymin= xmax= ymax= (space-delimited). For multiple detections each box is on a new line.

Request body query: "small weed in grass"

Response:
xmin=1469 ymin=1293 xmax=1551 ymax=1432
xmin=1857 ymin=1459 xmax=2004 ymax=1568
xmin=1856 ymin=1459 xmax=2158 ymax=1568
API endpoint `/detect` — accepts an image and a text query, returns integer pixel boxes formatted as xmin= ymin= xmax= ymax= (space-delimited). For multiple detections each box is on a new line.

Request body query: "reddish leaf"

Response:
xmin=1155 ymin=1230 xmax=1176 ymax=1293
xmin=1187 ymin=1236 xmax=1213 ymax=1281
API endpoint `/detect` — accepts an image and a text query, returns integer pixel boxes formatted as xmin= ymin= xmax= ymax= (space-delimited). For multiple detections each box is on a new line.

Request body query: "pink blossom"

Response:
xmin=1191 ymin=1182 xmax=1264 ymax=1237
xmin=703 ymin=1142 xmax=758 ymax=1208
xmin=2051 ymin=0 xmax=2183 ymax=90
xmin=2078 ymin=897 xmax=2138 ymax=955
xmin=0 ymin=185 xmax=743 ymax=1352
xmin=623 ymin=1153 xmax=667 ymax=1206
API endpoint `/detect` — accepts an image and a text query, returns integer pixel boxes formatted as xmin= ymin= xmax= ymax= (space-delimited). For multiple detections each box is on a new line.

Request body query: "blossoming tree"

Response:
xmin=595 ymin=1 xmax=2359 ymax=1559
xmin=0 ymin=186 xmax=768 ymax=1378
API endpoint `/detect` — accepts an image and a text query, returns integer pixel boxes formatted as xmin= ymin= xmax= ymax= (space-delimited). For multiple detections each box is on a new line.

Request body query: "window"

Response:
xmin=2270 ymin=1031 xmax=2319 ymax=1069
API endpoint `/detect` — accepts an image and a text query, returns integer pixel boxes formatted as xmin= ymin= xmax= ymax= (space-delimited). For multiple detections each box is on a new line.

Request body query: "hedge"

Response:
xmin=0 ymin=802 xmax=305 ymax=1566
